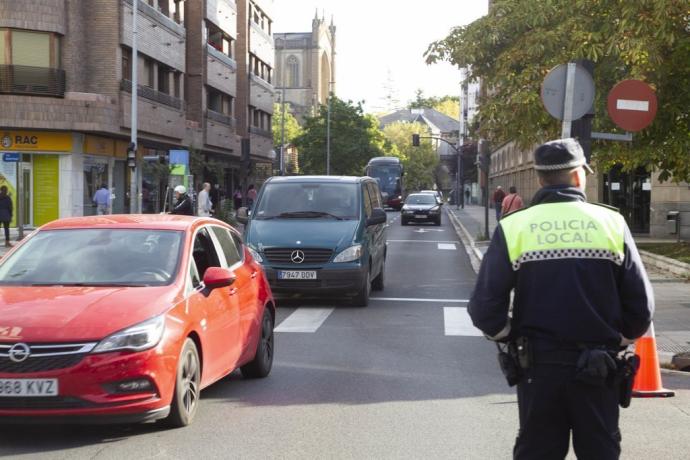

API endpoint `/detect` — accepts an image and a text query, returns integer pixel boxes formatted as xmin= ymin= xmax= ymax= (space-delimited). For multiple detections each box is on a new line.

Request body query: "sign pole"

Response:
xmin=130 ymin=0 xmax=139 ymax=214
xmin=16 ymin=161 xmax=23 ymax=240
xmin=561 ymin=62 xmax=577 ymax=138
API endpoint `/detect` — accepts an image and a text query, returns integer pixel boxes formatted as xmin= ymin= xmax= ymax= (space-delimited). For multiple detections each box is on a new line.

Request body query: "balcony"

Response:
xmin=250 ymin=126 xmax=272 ymax=139
xmin=120 ymin=79 xmax=184 ymax=110
xmin=207 ymin=110 xmax=235 ymax=126
xmin=0 ymin=65 xmax=66 ymax=97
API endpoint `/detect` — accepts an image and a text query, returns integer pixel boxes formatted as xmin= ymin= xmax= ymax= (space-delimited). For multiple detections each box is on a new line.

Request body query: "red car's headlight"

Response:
xmin=93 ymin=315 xmax=166 ymax=354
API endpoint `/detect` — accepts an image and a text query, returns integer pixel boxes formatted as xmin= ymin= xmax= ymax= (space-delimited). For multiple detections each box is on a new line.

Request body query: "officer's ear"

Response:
xmin=572 ymin=167 xmax=586 ymax=189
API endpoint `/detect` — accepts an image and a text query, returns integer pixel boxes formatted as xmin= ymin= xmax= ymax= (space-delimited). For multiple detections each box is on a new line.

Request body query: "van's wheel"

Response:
xmin=166 ymin=338 xmax=201 ymax=428
xmin=372 ymin=258 xmax=385 ymax=291
xmin=240 ymin=308 xmax=274 ymax=378
xmin=352 ymin=267 xmax=371 ymax=307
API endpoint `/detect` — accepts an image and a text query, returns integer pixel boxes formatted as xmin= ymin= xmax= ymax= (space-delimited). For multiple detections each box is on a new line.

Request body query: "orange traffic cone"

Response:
xmin=632 ymin=323 xmax=675 ymax=398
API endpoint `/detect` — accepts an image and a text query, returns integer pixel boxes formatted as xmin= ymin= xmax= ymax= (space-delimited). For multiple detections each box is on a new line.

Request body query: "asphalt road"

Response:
xmin=1 ymin=211 xmax=689 ymax=459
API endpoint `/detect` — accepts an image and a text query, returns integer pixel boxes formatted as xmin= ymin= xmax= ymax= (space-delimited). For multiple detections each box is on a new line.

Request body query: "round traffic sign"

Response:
xmin=541 ymin=63 xmax=595 ymax=121
xmin=607 ymin=80 xmax=657 ymax=132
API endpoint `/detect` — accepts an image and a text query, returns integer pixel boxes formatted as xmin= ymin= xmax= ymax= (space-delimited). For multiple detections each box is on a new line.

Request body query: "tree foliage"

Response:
xmin=382 ymin=122 xmax=440 ymax=191
xmin=426 ymin=0 xmax=690 ymax=182
xmin=272 ymin=102 xmax=302 ymax=148
xmin=409 ymin=90 xmax=460 ymax=119
xmin=294 ymin=97 xmax=389 ymax=175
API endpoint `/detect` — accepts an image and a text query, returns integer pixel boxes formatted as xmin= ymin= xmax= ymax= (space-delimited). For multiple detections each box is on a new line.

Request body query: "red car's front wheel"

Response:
xmin=166 ymin=338 xmax=201 ymax=427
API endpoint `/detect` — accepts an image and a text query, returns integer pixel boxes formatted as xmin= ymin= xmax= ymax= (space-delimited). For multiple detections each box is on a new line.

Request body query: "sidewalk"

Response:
xmin=447 ymin=205 xmax=690 ymax=365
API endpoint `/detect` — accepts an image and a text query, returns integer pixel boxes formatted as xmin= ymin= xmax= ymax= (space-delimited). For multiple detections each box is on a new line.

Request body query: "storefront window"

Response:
xmin=83 ymin=158 xmax=109 ymax=216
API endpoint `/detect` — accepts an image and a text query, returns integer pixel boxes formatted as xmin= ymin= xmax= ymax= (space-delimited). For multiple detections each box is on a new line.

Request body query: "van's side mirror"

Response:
xmin=236 ymin=207 xmax=249 ymax=224
xmin=367 ymin=208 xmax=387 ymax=226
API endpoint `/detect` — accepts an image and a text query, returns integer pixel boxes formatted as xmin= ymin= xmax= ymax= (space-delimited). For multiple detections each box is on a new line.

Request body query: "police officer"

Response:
xmin=468 ymin=138 xmax=654 ymax=459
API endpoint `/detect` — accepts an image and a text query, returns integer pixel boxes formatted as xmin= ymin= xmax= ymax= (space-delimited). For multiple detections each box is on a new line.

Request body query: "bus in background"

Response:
xmin=365 ymin=157 xmax=404 ymax=210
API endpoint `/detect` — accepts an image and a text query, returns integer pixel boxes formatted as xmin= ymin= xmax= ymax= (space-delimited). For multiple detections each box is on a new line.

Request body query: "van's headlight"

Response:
xmin=333 ymin=244 xmax=363 ymax=263
xmin=247 ymin=246 xmax=263 ymax=263
xmin=93 ymin=315 xmax=165 ymax=353
xmin=429 ymin=206 xmax=441 ymax=214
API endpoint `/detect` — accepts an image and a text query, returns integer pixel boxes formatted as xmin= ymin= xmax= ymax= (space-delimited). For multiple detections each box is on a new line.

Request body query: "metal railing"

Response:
xmin=0 ymin=65 xmax=66 ymax=97
xmin=120 ymin=79 xmax=185 ymax=110
xmin=207 ymin=110 xmax=235 ymax=126
xmin=250 ymin=126 xmax=273 ymax=139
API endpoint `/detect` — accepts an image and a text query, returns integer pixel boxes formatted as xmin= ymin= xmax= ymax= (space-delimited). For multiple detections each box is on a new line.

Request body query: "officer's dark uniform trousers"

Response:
xmin=514 ymin=347 xmax=620 ymax=459
xmin=468 ymin=185 xmax=654 ymax=460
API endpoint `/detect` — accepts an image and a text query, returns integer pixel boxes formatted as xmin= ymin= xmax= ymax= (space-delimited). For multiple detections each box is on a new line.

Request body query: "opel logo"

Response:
xmin=8 ymin=343 xmax=31 ymax=363
xmin=290 ymin=250 xmax=305 ymax=264
xmin=1 ymin=135 xmax=11 ymax=149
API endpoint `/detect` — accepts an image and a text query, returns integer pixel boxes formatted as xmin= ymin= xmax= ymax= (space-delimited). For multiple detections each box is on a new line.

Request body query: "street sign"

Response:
xmin=2 ymin=153 xmax=20 ymax=162
xmin=607 ymin=80 xmax=657 ymax=132
xmin=541 ymin=63 xmax=595 ymax=121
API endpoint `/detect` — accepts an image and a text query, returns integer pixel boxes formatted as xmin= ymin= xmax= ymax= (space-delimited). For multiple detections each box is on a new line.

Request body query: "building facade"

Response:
xmin=489 ymin=141 xmax=690 ymax=239
xmin=274 ymin=12 xmax=335 ymax=121
xmin=0 ymin=0 xmax=275 ymax=228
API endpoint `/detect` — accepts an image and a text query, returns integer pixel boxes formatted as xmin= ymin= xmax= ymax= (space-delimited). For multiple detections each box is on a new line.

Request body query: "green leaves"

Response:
xmin=381 ymin=122 xmax=439 ymax=191
xmin=294 ymin=97 xmax=388 ymax=176
xmin=426 ymin=0 xmax=690 ymax=182
xmin=272 ymin=102 xmax=302 ymax=149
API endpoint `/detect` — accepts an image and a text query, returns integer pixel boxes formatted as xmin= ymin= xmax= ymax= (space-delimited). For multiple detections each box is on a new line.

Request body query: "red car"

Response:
xmin=0 ymin=215 xmax=275 ymax=426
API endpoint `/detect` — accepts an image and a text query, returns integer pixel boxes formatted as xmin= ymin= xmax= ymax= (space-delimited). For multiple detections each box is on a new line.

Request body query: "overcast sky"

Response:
xmin=272 ymin=0 xmax=488 ymax=114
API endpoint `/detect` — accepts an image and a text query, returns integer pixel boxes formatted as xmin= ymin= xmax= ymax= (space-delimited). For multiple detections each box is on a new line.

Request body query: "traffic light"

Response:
xmin=412 ymin=134 xmax=420 ymax=147
xmin=126 ymin=142 xmax=136 ymax=169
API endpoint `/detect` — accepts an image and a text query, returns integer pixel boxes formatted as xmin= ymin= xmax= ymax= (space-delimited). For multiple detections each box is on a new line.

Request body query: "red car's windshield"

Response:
xmin=0 ymin=229 xmax=184 ymax=286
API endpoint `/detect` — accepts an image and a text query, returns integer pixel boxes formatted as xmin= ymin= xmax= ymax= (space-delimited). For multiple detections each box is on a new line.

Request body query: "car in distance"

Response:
xmin=238 ymin=176 xmax=387 ymax=307
xmin=401 ymin=193 xmax=443 ymax=226
xmin=0 ymin=215 xmax=275 ymax=427
xmin=420 ymin=190 xmax=444 ymax=204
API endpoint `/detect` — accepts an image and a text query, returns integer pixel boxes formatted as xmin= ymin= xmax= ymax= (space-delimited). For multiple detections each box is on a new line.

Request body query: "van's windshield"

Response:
xmin=253 ymin=182 xmax=360 ymax=220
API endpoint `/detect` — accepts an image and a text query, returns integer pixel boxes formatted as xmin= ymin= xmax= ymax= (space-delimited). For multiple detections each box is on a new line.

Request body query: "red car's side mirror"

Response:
xmin=203 ymin=267 xmax=236 ymax=290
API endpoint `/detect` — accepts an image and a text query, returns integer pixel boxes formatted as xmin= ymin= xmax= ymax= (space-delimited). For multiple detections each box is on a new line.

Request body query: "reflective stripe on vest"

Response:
xmin=499 ymin=202 xmax=626 ymax=271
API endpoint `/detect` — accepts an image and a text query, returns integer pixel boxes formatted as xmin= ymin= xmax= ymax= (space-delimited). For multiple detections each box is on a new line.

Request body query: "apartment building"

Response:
xmin=0 ymin=0 xmax=274 ymax=227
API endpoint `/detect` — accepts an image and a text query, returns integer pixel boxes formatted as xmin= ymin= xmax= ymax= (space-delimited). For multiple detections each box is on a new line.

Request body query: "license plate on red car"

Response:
xmin=0 ymin=378 xmax=58 ymax=397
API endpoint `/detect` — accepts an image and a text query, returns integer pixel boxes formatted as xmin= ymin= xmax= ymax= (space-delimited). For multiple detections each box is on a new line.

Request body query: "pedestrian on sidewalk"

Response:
xmin=468 ymin=138 xmax=654 ymax=459
xmin=246 ymin=184 xmax=257 ymax=210
xmin=492 ymin=186 xmax=506 ymax=221
xmin=501 ymin=186 xmax=524 ymax=217
xmin=0 ymin=186 xmax=12 ymax=247
xmin=92 ymin=184 xmax=111 ymax=215
xmin=170 ymin=185 xmax=194 ymax=216
xmin=197 ymin=182 xmax=213 ymax=217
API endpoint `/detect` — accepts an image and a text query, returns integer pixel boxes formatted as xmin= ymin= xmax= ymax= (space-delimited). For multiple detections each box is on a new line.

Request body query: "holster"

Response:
xmin=496 ymin=338 xmax=530 ymax=387
xmin=614 ymin=352 xmax=640 ymax=408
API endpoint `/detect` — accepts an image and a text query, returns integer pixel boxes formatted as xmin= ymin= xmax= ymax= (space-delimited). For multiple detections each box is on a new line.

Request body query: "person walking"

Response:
xmin=197 ymin=182 xmax=213 ymax=217
xmin=233 ymin=187 xmax=243 ymax=211
xmin=246 ymin=184 xmax=257 ymax=210
xmin=492 ymin=185 xmax=506 ymax=221
xmin=171 ymin=185 xmax=194 ymax=216
xmin=0 ymin=186 xmax=13 ymax=248
xmin=92 ymin=184 xmax=111 ymax=215
xmin=500 ymin=186 xmax=524 ymax=217
xmin=468 ymin=138 xmax=653 ymax=460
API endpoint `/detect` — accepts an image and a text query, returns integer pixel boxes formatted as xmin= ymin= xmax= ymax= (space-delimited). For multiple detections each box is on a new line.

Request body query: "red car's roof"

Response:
xmin=40 ymin=214 xmax=215 ymax=231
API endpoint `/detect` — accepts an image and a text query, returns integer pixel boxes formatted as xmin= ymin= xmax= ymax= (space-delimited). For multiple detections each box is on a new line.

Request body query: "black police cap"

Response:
xmin=534 ymin=138 xmax=593 ymax=174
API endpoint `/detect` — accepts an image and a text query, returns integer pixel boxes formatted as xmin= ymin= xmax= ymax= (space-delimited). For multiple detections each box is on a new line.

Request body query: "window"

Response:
xmin=207 ymin=87 xmax=233 ymax=116
xmin=121 ymin=47 xmax=132 ymax=80
xmin=0 ymin=30 xmax=5 ymax=65
xmin=189 ymin=259 xmax=201 ymax=289
xmin=253 ymin=108 xmax=260 ymax=127
xmin=192 ymin=228 xmax=221 ymax=279
xmin=367 ymin=182 xmax=382 ymax=209
xmin=363 ymin=184 xmax=373 ymax=218
xmin=7 ymin=29 xmax=58 ymax=68
xmin=143 ymin=57 xmax=155 ymax=87
xmin=207 ymin=21 xmax=233 ymax=58
xmin=287 ymin=55 xmax=299 ymax=87
xmin=211 ymin=227 xmax=241 ymax=267
xmin=174 ymin=72 xmax=181 ymax=98
xmin=158 ymin=64 xmax=172 ymax=94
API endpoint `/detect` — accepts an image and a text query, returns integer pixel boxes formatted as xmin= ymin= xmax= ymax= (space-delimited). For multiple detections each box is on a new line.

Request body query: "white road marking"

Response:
xmin=444 ymin=307 xmax=483 ymax=336
xmin=371 ymin=297 xmax=469 ymax=303
xmin=413 ymin=229 xmax=445 ymax=233
xmin=387 ymin=240 xmax=459 ymax=244
xmin=437 ymin=243 xmax=457 ymax=250
xmin=616 ymin=99 xmax=649 ymax=112
xmin=275 ymin=308 xmax=334 ymax=333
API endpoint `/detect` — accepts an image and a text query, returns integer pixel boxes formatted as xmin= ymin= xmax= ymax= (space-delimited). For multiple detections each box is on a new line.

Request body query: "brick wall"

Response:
xmin=120 ymin=92 xmax=186 ymax=141
xmin=250 ymin=78 xmax=274 ymax=113
xmin=207 ymin=49 xmax=237 ymax=95
xmin=206 ymin=121 xmax=240 ymax=151
xmin=185 ymin=0 xmax=205 ymax=124
xmin=207 ymin=0 xmax=238 ymax=37
xmin=0 ymin=0 xmax=66 ymax=34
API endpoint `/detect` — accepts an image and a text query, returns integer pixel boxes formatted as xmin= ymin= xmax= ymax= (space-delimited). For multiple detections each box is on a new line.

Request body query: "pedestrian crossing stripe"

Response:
xmin=443 ymin=307 xmax=483 ymax=336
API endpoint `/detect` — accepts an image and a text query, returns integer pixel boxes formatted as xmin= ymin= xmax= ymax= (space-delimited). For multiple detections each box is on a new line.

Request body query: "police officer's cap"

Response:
xmin=534 ymin=138 xmax=593 ymax=174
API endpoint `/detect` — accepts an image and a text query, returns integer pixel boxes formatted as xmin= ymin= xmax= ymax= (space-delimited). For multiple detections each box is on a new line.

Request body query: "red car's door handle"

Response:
xmin=250 ymin=271 xmax=258 ymax=279
xmin=229 ymin=288 xmax=238 ymax=296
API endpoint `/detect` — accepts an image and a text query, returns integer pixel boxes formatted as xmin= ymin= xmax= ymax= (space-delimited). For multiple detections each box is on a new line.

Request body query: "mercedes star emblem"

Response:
xmin=291 ymin=250 xmax=306 ymax=264
xmin=8 ymin=342 xmax=31 ymax=363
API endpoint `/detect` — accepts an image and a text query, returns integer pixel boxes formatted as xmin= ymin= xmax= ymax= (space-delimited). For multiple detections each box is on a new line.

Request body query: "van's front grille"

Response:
xmin=264 ymin=248 xmax=333 ymax=264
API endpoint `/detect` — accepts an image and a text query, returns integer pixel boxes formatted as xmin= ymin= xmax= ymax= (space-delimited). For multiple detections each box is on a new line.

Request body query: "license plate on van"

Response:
xmin=277 ymin=271 xmax=317 ymax=280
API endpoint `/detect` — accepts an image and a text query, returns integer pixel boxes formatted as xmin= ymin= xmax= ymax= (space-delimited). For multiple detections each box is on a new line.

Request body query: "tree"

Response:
xmin=272 ymin=102 xmax=302 ymax=148
xmin=294 ymin=97 xmax=389 ymax=175
xmin=426 ymin=0 xmax=690 ymax=182
xmin=409 ymin=90 xmax=460 ymax=119
xmin=382 ymin=122 xmax=440 ymax=191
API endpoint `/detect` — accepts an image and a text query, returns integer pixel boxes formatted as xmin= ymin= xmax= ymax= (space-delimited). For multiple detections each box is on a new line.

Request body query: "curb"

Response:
xmin=446 ymin=207 xmax=483 ymax=273
xmin=639 ymin=250 xmax=690 ymax=279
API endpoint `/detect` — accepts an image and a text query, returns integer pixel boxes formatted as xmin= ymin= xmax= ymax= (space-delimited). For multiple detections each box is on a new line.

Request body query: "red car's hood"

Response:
xmin=0 ymin=285 xmax=182 ymax=342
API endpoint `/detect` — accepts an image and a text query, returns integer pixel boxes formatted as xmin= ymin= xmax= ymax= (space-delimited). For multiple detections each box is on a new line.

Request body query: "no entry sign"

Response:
xmin=607 ymin=80 xmax=658 ymax=132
